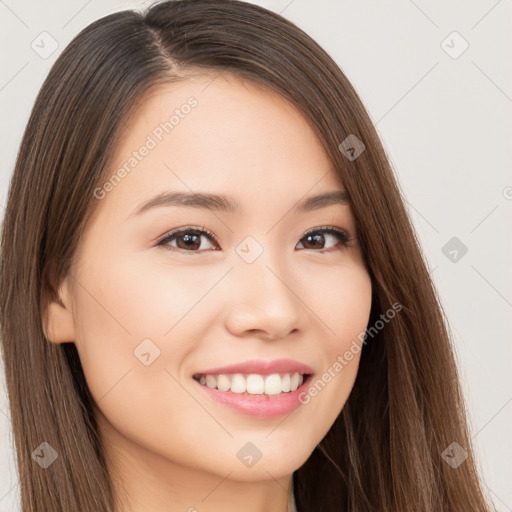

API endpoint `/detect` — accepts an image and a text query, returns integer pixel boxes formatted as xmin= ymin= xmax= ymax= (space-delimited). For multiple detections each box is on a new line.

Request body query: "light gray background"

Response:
xmin=0 ymin=1 xmax=510 ymax=511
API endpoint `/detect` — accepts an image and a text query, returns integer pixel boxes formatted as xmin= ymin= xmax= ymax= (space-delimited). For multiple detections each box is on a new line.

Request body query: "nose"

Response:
xmin=223 ymin=251 xmax=304 ymax=341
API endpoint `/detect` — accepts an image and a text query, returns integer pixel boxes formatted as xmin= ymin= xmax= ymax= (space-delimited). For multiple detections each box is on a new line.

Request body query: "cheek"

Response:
xmin=302 ymin=256 xmax=373 ymax=351
xmin=297 ymin=261 xmax=372 ymax=431
xmin=104 ymin=251 xmax=217 ymax=338
xmin=75 ymin=250 xmax=210 ymax=347
xmin=68 ymin=255 xmax=163 ymax=398
xmin=70 ymin=249 xmax=220 ymax=407
xmin=69 ymin=255 xmax=203 ymax=449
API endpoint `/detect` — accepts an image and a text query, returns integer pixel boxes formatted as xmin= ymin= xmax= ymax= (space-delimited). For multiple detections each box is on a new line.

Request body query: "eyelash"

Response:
xmin=156 ymin=225 xmax=354 ymax=255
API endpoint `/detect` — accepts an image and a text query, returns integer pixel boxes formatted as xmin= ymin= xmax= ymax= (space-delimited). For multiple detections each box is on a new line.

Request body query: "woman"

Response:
xmin=0 ymin=0 xmax=496 ymax=511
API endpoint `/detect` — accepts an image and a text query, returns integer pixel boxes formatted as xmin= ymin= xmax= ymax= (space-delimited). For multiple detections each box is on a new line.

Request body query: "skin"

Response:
xmin=44 ymin=71 xmax=373 ymax=512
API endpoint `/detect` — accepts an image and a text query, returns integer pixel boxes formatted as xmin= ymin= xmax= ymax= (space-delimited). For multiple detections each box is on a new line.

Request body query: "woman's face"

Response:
xmin=48 ymin=72 xmax=372 ymax=494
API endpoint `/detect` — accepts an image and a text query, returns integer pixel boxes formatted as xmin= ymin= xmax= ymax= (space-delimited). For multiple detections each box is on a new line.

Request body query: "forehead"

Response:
xmin=94 ymin=71 xmax=342 ymax=220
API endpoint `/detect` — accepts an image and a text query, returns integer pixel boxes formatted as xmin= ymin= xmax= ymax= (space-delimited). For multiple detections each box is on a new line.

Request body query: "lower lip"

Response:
xmin=193 ymin=375 xmax=313 ymax=419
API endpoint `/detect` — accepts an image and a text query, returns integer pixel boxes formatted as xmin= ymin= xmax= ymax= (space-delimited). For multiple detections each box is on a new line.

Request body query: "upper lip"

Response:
xmin=194 ymin=358 xmax=314 ymax=376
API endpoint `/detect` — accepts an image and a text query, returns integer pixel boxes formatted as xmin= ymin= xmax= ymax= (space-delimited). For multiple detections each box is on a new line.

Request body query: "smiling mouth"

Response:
xmin=193 ymin=372 xmax=311 ymax=396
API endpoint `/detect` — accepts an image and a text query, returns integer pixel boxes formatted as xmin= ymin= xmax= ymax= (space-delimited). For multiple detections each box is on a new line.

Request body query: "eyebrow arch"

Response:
xmin=129 ymin=189 xmax=349 ymax=218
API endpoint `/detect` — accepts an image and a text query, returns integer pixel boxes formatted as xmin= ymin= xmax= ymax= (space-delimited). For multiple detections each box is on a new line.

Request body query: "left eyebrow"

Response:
xmin=128 ymin=189 xmax=350 ymax=218
xmin=296 ymin=189 xmax=350 ymax=212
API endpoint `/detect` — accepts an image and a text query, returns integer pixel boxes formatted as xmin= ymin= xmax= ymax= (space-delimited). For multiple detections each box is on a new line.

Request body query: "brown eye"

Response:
xmin=296 ymin=227 xmax=351 ymax=252
xmin=158 ymin=227 xmax=218 ymax=253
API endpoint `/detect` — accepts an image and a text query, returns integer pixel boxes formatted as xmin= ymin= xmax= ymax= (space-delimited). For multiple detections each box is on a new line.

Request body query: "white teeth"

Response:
xmin=290 ymin=373 xmax=301 ymax=392
xmin=217 ymin=374 xmax=231 ymax=392
xmin=196 ymin=372 xmax=306 ymax=395
xmin=281 ymin=373 xmax=291 ymax=392
xmin=264 ymin=373 xmax=282 ymax=395
xmin=230 ymin=374 xmax=247 ymax=394
xmin=205 ymin=375 xmax=217 ymax=389
xmin=246 ymin=374 xmax=264 ymax=394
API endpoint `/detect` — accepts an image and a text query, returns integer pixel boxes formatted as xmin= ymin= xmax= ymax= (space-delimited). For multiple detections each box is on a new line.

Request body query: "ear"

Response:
xmin=43 ymin=276 xmax=76 ymax=344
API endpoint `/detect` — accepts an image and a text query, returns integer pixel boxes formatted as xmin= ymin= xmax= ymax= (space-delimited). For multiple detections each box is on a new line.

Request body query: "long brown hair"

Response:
xmin=0 ymin=1 xmax=496 ymax=510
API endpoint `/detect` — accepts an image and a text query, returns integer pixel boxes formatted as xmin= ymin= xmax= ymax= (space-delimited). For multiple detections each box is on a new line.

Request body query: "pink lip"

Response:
xmin=194 ymin=358 xmax=314 ymax=377
xmin=194 ymin=374 xmax=313 ymax=419
xmin=192 ymin=359 xmax=315 ymax=419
